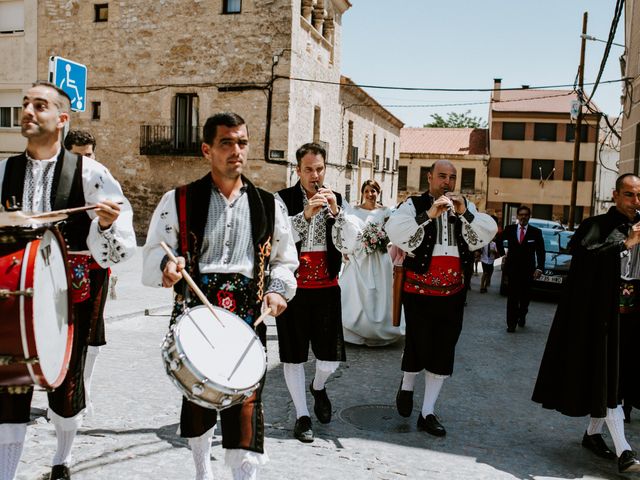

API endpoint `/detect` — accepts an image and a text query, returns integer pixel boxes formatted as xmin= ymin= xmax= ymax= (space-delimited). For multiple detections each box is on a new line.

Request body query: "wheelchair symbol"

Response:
xmin=60 ymin=64 xmax=83 ymax=110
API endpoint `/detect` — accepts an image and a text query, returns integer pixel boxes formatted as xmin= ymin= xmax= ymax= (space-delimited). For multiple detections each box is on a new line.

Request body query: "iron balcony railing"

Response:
xmin=140 ymin=125 xmax=201 ymax=156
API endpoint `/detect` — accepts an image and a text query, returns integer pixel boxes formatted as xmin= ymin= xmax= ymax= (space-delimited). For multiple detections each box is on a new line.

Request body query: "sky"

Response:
xmin=341 ymin=0 xmax=626 ymax=128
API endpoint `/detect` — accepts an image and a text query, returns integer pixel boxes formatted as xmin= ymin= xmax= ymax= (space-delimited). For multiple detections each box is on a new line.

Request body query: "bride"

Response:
xmin=340 ymin=180 xmax=405 ymax=346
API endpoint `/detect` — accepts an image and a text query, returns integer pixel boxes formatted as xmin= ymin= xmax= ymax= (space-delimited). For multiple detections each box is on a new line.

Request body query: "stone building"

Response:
xmin=593 ymin=116 xmax=620 ymax=215
xmin=620 ymin=0 xmax=640 ymax=174
xmin=398 ymin=127 xmax=489 ymax=210
xmin=487 ymin=79 xmax=600 ymax=226
xmin=339 ymin=76 xmax=403 ymax=207
xmin=0 ymin=0 xmax=36 ymax=156
xmin=5 ymin=0 xmax=360 ymax=236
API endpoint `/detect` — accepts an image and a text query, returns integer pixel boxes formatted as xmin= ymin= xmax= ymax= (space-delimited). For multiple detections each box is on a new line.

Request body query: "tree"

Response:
xmin=424 ymin=110 xmax=487 ymax=128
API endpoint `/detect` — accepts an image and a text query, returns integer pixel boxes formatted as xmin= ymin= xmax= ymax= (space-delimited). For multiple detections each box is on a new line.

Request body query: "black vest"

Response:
xmin=402 ymin=193 xmax=473 ymax=274
xmin=2 ymin=149 xmax=91 ymax=251
xmin=277 ymin=181 xmax=343 ymax=280
xmin=174 ymin=174 xmax=276 ymax=300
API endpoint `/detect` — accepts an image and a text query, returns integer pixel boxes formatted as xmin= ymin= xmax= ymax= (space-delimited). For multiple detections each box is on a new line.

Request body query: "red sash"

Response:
xmin=296 ymin=251 xmax=338 ymax=289
xmin=403 ymin=255 xmax=464 ymax=297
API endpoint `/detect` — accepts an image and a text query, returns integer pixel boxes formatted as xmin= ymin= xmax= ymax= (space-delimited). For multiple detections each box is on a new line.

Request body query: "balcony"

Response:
xmin=139 ymin=125 xmax=201 ymax=156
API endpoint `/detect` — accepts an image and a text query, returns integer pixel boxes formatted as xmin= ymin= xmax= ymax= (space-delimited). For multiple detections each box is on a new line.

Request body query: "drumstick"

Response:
xmin=159 ymin=241 xmax=224 ymax=327
xmin=253 ymin=307 xmax=272 ymax=328
xmin=28 ymin=202 xmax=124 ymax=219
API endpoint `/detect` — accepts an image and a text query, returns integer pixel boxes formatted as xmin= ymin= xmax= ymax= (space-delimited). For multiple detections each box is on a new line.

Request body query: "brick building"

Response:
xmin=487 ymin=79 xmax=600 ymax=226
xmin=620 ymin=0 xmax=640 ymax=174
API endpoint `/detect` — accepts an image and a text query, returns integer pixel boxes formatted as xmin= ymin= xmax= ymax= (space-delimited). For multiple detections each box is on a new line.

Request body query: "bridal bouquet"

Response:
xmin=360 ymin=221 xmax=389 ymax=255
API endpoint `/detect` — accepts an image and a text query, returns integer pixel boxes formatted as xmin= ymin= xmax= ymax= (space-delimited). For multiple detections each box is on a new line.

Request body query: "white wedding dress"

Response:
xmin=339 ymin=206 xmax=405 ymax=346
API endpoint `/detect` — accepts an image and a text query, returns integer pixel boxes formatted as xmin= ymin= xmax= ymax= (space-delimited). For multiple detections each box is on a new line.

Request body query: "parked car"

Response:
xmin=499 ymin=228 xmax=574 ymax=296
xmin=528 ymin=218 xmax=565 ymax=231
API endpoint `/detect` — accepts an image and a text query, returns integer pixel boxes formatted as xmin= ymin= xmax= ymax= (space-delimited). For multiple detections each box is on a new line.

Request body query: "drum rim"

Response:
xmin=164 ymin=305 xmax=266 ymax=393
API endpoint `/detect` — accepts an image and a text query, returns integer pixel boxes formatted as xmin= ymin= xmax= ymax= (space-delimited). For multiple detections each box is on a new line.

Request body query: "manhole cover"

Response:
xmin=338 ymin=404 xmax=413 ymax=433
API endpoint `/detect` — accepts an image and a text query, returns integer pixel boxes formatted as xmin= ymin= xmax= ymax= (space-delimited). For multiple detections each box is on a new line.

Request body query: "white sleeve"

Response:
xmin=82 ymin=157 xmax=136 ymax=267
xmin=385 ymin=199 xmax=424 ymax=253
xmin=331 ymin=202 xmax=364 ymax=254
xmin=266 ymin=200 xmax=299 ymax=301
xmin=458 ymin=201 xmax=498 ymax=252
xmin=141 ymin=190 xmax=179 ymax=288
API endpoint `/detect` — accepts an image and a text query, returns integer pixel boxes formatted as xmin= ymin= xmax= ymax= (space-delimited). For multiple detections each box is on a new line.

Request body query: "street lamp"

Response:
xmin=580 ymin=33 xmax=626 ymax=49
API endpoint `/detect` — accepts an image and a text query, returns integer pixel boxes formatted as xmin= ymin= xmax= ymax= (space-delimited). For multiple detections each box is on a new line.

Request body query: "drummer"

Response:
xmin=0 ymin=81 xmax=136 ymax=480
xmin=142 ymin=112 xmax=298 ymax=480
xmin=63 ymin=129 xmax=110 ymax=417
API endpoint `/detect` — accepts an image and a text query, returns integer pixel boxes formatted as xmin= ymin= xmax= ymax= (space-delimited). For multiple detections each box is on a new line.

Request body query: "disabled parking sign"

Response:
xmin=48 ymin=56 xmax=87 ymax=112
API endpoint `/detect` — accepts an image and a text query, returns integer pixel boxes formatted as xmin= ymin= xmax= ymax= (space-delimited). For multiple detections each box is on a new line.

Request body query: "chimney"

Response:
xmin=493 ymin=78 xmax=502 ymax=102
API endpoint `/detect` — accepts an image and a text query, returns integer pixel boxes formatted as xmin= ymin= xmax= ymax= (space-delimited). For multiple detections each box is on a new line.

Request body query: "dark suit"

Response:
xmin=502 ymin=223 xmax=545 ymax=329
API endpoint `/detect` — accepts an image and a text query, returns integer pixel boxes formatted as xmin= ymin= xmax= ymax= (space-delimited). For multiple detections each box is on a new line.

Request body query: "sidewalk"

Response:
xmin=17 ymin=260 xmax=633 ymax=479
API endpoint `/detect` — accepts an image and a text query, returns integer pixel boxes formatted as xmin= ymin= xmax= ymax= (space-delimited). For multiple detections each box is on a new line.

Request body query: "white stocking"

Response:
xmin=84 ymin=346 xmax=101 ymax=416
xmin=421 ymin=371 xmax=445 ymax=417
xmin=0 ymin=423 xmax=27 ymax=480
xmin=283 ymin=363 xmax=309 ymax=418
xmin=401 ymin=371 xmax=418 ymax=391
xmin=49 ymin=410 xmax=83 ymax=467
xmin=188 ymin=426 xmax=215 ymax=480
xmin=226 ymin=449 xmax=268 ymax=480
xmin=587 ymin=417 xmax=605 ymax=435
xmin=313 ymin=360 xmax=339 ymax=390
xmin=605 ymin=406 xmax=632 ymax=456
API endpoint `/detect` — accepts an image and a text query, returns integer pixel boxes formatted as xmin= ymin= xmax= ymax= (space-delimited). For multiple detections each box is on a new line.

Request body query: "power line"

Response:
xmin=588 ymin=0 xmax=625 ymax=100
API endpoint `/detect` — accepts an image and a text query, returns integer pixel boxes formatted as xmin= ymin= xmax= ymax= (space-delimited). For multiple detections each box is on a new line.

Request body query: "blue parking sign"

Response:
xmin=48 ymin=56 xmax=87 ymax=112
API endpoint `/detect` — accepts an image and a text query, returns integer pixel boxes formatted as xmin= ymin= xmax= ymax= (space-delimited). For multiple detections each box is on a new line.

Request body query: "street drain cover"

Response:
xmin=338 ymin=404 xmax=413 ymax=433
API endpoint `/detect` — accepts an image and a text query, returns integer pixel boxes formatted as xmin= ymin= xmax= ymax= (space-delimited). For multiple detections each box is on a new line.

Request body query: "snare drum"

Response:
xmin=161 ymin=305 xmax=266 ymax=410
xmin=0 ymin=226 xmax=73 ymax=389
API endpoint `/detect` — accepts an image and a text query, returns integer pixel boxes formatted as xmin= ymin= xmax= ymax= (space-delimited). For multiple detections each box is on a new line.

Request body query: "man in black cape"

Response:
xmin=532 ymin=173 xmax=640 ymax=474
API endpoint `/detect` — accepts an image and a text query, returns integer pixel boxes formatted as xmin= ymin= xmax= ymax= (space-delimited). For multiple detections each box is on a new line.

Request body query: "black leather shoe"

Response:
xmin=506 ymin=326 xmax=516 ymax=333
xmin=50 ymin=465 xmax=71 ymax=480
xmin=293 ymin=415 xmax=314 ymax=443
xmin=417 ymin=414 xmax=446 ymax=437
xmin=619 ymin=450 xmax=640 ymax=473
xmin=396 ymin=381 xmax=413 ymax=417
xmin=581 ymin=431 xmax=616 ymax=459
xmin=518 ymin=317 xmax=526 ymax=327
xmin=309 ymin=381 xmax=332 ymax=424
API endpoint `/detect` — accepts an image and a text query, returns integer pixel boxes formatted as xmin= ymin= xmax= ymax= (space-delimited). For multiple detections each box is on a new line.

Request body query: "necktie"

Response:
xmin=519 ymin=227 xmax=525 ymax=244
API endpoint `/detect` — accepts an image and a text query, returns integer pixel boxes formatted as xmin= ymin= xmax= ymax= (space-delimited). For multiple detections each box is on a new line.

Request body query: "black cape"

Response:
xmin=531 ymin=207 xmax=632 ymax=417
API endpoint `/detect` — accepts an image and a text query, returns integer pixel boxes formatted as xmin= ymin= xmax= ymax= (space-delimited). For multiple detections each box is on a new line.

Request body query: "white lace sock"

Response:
xmin=401 ymin=371 xmax=418 ymax=391
xmin=282 ymin=363 xmax=309 ymax=418
xmin=84 ymin=346 xmax=101 ymax=416
xmin=313 ymin=360 xmax=339 ymax=390
xmin=50 ymin=411 xmax=83 ymax=467
xmin=0 ymin=423 xmax=27 ymax=480
xmin=587 ymin=417 xmax=605 ymax=435
xmin=188 ymin=426 xmax=215 ymax=480
xmin=605 ymin=406 xmax=632 ymax=456
xmin=226 ymin=449 xmax=268 ymax=480
xmin=421 ymin=371 xmax=445 ymax=417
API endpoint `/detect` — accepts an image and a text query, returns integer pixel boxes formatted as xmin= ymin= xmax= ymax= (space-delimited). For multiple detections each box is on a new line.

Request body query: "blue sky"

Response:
xmin=341 ymin=1 xmax=625 ymax=127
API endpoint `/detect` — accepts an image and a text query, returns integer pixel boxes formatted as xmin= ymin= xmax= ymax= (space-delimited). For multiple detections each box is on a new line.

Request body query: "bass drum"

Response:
xmin=0 ymin=226 xmax=73 ymax=390
xmin=162 ymin=305 xmax=266 ymax=410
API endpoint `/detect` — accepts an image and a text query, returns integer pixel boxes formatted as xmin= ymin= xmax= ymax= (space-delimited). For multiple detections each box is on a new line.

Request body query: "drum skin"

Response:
xmin=0 ymin=227 xmax=73 ymax=389
xmin=162 ymin=305 xmax=266 ymax=411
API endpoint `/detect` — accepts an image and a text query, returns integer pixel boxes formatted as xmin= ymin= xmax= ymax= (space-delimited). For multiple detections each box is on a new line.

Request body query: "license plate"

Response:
xmin=539 ymin=274 xmax=563 ymax=284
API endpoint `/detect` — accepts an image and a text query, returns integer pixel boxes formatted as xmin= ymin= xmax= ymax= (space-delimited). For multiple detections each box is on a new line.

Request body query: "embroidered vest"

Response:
xmin=402 ymin=193 xmax=473 ymax=275
xmin=174 ymin=174 xmax=275 ymax=301
xmin=2 ymin=150 xmax=91 ymax=251
xmin=277 ymin=181 xmax=343 ymax=281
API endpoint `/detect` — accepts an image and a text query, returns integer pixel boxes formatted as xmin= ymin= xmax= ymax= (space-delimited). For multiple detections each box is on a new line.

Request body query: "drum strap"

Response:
xmin=53 ymin=151 xmax=82 ymax=211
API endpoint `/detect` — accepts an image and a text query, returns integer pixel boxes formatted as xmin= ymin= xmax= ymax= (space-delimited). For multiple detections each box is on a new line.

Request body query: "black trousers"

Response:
xmin=506 ymin=272 xmax=533 ymax=328
xmin=401 ymin=290 xmax=465 ymax=376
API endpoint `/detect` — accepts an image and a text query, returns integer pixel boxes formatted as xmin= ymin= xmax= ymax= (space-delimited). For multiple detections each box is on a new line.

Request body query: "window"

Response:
xmin=349 ymin=146 xmax=358 ymax=166
xmin=502 ymin=122 xmax=525 ymax=140
xmin=499 ymin=158 xmax=523 ymax=178
xmin=94 ymin=3 xmax=108 ymax=22
xmin=174 ymin=93 xmax=199 ymax=151
xmin=419 ymin=166 xmax=430 ymax=191
xmin=398 ymin=166 xmax=407 ymax=190
xmin=375 ymin=155 xmax=380 ymax=171
xmin=534 ymin=123 xmax=557 ymax=141
xmin=532 ymin=204 xmax=553 ymax=220
xmin=563 ymin=205 xmax=584 ymax=225
xmin=0 ymin=1 xmax=25 ymax=33
xmin=460 ymin=168 xmax=476 ymax=192
xmin=384 ymin=157 xmax=390 ymax=171
xmin=345 ymin=184 xmax=351 ymax=204
xmin=91 ymin=101 xmax=101 ymax=120
xmin=313 ymin=107 xmax=321 ymax=143
xmin=531 ymin=159 xmax=555 ymax=181
xmin=563 ymin=160 xmax=586 ymax=181
xmin=565 ymin=124 xmax=588 ymax=142
xmin=0 ymin=106 xmax=21 ymax=128
xmin=347 ymin=120 xmax=354 ymax=163
xmin=223 ymin=0 xmax=242 ymax=13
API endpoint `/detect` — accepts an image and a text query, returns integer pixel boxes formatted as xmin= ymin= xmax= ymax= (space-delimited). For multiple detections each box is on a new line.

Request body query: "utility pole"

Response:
xmin=568 ymin=11 xmax=588 ymax=231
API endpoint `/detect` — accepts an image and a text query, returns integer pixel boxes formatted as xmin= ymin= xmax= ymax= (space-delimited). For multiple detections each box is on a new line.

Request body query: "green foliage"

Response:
xmin=424 ymin=110 xmax=487 ymax=128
